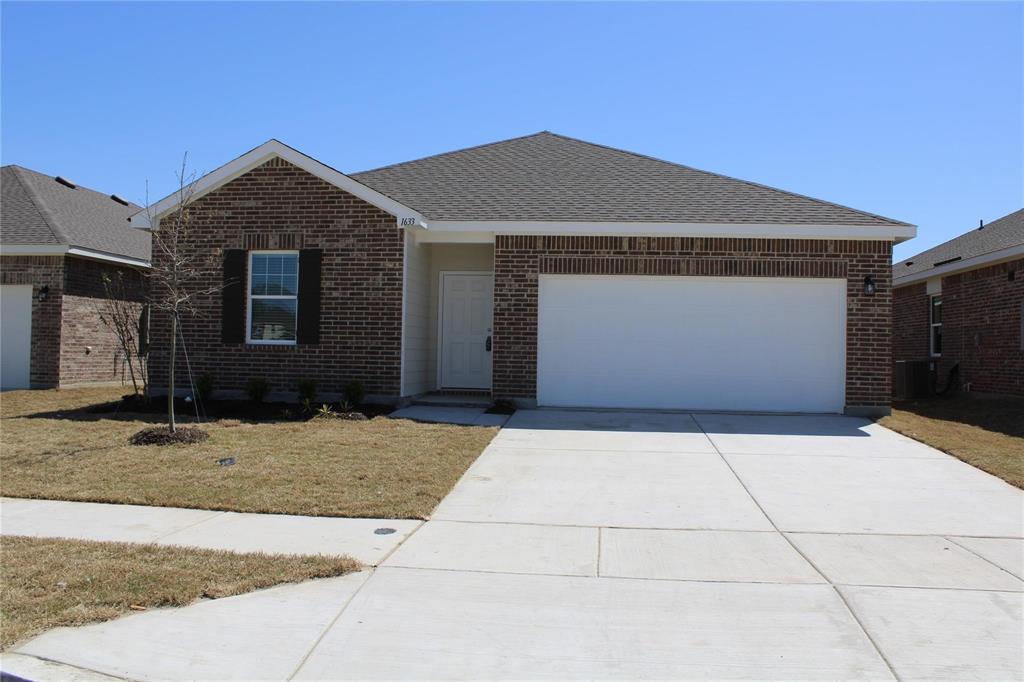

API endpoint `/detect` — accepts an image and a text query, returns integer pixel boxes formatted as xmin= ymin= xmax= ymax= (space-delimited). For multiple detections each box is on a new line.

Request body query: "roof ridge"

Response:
xmin=895 ymin=207 xmax=1024 ymax=265
xmin=351 ymin=131 xmax=553 ymax=177
xmin=543 ymin=131 xmax=913 ymax=228
xmin=7 ymin=165 xmax=68 ymax=245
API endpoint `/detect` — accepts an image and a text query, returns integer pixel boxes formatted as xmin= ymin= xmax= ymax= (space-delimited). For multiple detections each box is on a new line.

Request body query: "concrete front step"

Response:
xmin=411 ymin=392 xmax=493 ymax=408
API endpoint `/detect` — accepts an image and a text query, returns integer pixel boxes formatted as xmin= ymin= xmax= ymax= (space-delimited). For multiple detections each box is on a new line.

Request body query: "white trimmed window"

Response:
xmin=929 ymin=295 xmax=942 ymax=357
xmin=247 ymin=251 xmax=299 ymax=344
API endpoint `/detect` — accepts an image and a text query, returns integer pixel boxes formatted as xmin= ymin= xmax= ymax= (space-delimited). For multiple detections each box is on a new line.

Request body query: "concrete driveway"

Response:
xmin=9 ymin=410 xmax=1023 ymax=680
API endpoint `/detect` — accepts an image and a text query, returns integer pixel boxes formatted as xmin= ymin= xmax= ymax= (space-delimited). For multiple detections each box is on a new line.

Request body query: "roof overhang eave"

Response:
xmin=893 ymin=243 xmax=1024 ymax=287
xmin=422 ymin=220 xmax=917 ymax=241
xmin=0 ymin=243 xmax=150 ymax=268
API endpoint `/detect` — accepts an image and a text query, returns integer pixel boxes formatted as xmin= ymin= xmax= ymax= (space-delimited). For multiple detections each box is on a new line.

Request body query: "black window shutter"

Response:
xmin=221 ymin=250 xmax=246 ymax=343
xmin=297 ymin=249 xmax=322 ymax=345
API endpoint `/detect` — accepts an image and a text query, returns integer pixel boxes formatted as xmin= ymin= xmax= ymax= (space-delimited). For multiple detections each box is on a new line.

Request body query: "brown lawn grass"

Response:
xmin=0 ymin=535 xmax=360 ymax=650
xmin=0 ymin=387 xmax=497 ymax=518
xmin=881 ymin=395 xmax=1024 ymax=488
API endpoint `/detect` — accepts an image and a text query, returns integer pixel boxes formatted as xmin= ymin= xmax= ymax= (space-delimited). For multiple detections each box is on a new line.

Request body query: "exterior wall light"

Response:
xmin=863 ymin=275 xmax=876 ymax=296
xmin=37 ymin=285 xmax=50 ymax=302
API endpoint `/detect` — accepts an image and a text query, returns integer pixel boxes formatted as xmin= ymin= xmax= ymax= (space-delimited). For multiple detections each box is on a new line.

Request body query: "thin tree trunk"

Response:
xmin=168 ymin=312 xmax=177 ymax=433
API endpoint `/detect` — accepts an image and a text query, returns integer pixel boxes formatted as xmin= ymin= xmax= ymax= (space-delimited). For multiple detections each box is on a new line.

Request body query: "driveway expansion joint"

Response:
xmin=687 ymin=412 xmax=904 ymax=681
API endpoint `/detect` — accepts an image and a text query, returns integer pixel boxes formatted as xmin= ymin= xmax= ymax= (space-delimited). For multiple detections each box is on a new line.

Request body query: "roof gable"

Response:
xmin=131 ymin=140 xmax=425 ymax=229
xmin=353 ymin=131 xmax=912 ymax=229
xmin=1 ymin=165 xmax=150 ymax=263
xmin=894 ymin=208 xmax=1024 ymax=284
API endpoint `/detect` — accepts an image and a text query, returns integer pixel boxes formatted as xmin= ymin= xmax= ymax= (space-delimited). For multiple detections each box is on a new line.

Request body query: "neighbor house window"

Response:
xmin=247 ymin=251 xmax=299 ymax=344
xmin=929 ymin=295 xmax=942 ymax=356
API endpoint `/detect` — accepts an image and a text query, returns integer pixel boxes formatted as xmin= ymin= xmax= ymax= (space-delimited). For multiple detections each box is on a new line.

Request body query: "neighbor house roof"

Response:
xmin=352 ymin=131 xmax=912 ymax=229
xmin=893 ymin=208 xmax=1024 ymax=286
xmin=1 ymin=164 xmax=150 ymax=264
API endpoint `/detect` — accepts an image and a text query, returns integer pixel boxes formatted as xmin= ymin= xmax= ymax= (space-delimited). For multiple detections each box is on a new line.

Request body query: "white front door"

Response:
xmin=1 ymin=285 xmax=33 ymax=390
xmin=440 ymin=273 xmax=493 ymax=389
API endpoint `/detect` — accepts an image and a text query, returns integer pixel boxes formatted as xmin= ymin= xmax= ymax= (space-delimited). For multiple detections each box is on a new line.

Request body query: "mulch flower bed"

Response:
xmin=129 ymin=426 xmax=210 ymax=446
xmin=90 ymin=394 xmax=391 ymax=423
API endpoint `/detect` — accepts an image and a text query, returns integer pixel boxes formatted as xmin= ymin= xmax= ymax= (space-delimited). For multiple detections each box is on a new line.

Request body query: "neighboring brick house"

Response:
xmin=0 ymin=165 xmax=150 ymax=389
xmin=134 ymin=133 xmax=915 ymax=416
xmin=893 ymin=208 xmax=1023 ymax=397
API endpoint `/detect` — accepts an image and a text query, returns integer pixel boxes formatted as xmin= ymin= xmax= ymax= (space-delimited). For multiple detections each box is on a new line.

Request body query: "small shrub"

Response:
xmin=297 ymin=378 xmax=317 ymax=404
xmin=314 ymin=403 xmax=337 ymax=419
xmin=343 ymin=380 xmax=365 ymax=407
xmin=195 ymin=373 xmax=215 ymax=404
xmin=129 ymin=426 xmax=209 ymax=446
xmin=246 ymin=377 xmax=270 ymax=403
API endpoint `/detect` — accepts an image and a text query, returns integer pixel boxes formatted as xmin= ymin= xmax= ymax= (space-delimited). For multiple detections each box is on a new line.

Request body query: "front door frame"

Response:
xmin=437 ymin=270 xmax=494 ymax=391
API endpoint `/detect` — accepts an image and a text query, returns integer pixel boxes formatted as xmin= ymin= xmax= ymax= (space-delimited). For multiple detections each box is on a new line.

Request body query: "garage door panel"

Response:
xmin=1 ymin=285 xmax=33 ymax=390
xmin=537 ymin=276 xmax=845 ymax=413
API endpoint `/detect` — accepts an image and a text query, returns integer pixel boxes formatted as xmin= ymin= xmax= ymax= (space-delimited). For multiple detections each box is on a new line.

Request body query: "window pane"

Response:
xmin=250 ymin=253 xmax=298 ymax=296
xmin=280 ymin=272 xmax=298 ymax=296
xmin=265 ymin=278 xmax=285 ymax=296
xmin=932 ymin=326 xmax=943 ymax=355
xmin=250 ymin=299 xmax=297 ymax=341
xmin=251 ymin=273 xmax=267 ymax=296
xmin=931 ymin=297 xmax=942 ymax=323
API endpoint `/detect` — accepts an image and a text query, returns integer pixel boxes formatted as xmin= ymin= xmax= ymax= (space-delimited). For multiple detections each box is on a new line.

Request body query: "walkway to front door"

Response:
xmin=439 ymin=272 xmax=492 ymax=390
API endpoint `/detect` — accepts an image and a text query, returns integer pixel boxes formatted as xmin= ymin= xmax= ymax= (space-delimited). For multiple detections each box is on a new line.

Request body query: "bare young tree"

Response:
xmin=95 ymin=270 xmax=148 ymax=396
xmin=145 ymin=155 xmax=221 ymax=432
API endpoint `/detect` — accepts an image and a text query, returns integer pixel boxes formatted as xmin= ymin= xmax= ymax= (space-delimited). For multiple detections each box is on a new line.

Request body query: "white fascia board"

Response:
xmin=893 ymin=243 xmax=1024 ymax=287
xmin=129 ymin=140 xmax=427 ymax=230
xmin=427 ymin=220 xmax=917 ymax=242
xmin=67 ymin=247 xmax=150 ymax=268
xmin=0 ymin=244 xmax=150 ymax=268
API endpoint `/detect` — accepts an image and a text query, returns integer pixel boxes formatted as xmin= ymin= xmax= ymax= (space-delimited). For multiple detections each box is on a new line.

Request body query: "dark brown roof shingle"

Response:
xmin=353 ymin=131 xmax=910 ymax=227
xmin=893 ymin=208 xmax=1024 ymax=281
xmin=1 ymin=165 xmax=150 ymax=261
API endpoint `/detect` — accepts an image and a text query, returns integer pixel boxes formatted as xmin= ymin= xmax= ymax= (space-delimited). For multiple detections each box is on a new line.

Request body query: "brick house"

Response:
xmin=893 ymin=208 xmax=1023 ymax=396
xmin=134 ymin=133 xmax=915 ymax=416
xmin=1 ymin=165 xmax=149 ymax=389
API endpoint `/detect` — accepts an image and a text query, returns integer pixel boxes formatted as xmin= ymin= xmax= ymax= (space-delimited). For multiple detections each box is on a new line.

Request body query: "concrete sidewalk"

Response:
xmin=6 ymin=410 xmax=1023 ymax=680
xmin=0 ymin=498 xmax=420 ymax=565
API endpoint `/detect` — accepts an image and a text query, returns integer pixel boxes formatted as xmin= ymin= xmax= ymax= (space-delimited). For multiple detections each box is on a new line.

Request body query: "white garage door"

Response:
xmin=537 ymin=275 xmax=846 ymax=413
xmin=1 ymin=285 xmax=33 ymax=390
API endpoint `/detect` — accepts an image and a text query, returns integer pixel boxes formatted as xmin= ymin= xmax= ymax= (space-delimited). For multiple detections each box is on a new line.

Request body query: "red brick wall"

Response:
xmin=893 ymin=259 xmax=1023 ymax=396
xmin=892 ymin=282 xmax=929 ymax=362
xmin=493 ymin=236 xmax=893 ymax=411
xmin=937 ymin=259 xmax=1020 ymax=395
xmin=0 ymin=255 xmax=147 ymax=388
xmin=1 ymin=255 xmax=64 ymax=388
xmin=59 ymin=257 xmax=147 ymax=387
xmin=147 ymin=157 xmax=404 ymax=400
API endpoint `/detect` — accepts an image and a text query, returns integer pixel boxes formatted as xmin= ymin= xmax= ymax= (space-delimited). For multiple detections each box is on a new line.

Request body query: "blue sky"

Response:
xmin=2 ymin=2 xmax=1021 ymax=260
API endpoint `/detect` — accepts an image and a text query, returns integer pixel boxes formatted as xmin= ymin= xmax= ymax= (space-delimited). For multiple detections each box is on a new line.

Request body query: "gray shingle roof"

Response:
xmin=1 ymin=165 xmax=150 ymax=262
xmin=894 ymin=208 xmax=1024 ymax=280
xmin=352 ymin=131 xmax=910 ymax=227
